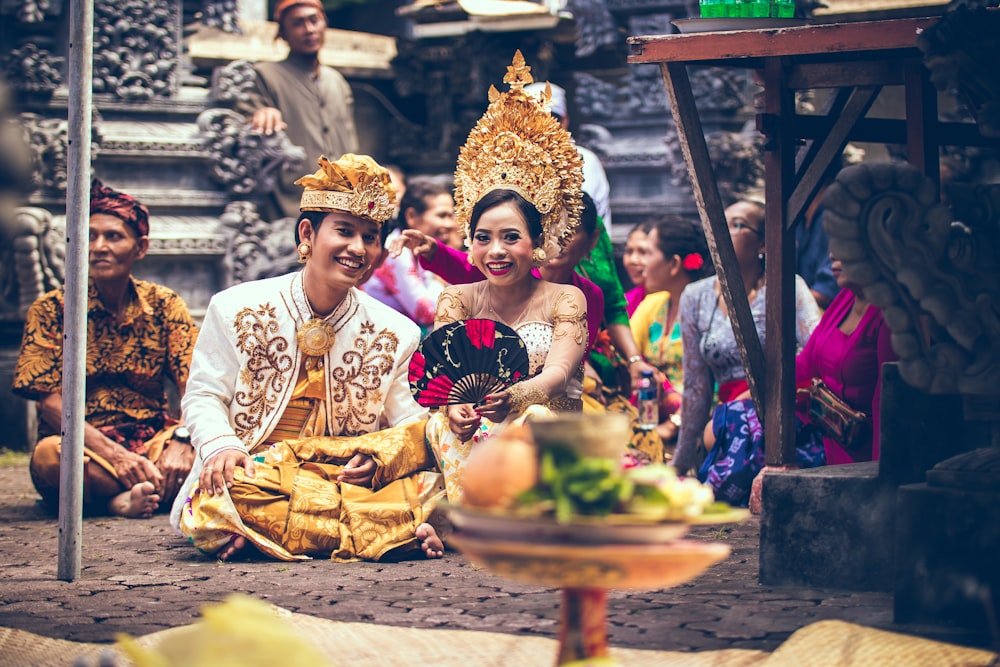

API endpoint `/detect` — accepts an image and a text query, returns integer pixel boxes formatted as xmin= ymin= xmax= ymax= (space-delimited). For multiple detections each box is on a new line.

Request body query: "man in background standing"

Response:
xmin=243 ymin=0 xmax=360 ymax=219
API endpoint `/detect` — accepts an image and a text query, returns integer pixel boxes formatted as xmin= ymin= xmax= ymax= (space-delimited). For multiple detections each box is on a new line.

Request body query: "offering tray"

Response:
xmin=444 ymin=503 xmax=745 ymax=665
xmin=446 ymin=503 xmax=749 ymax=546
xmin=446 ymin=504 xmax=689 ymax=545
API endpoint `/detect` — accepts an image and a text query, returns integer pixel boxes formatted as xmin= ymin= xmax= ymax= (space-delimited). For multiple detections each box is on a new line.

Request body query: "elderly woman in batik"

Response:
xmin=170 ymin=154 xmax=444 ymax=562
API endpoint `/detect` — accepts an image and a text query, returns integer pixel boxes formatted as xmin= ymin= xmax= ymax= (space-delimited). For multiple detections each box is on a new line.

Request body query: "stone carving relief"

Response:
xmin=0 ymin=86 xmax=33 ymax=199
xmin=662 ymin=125 xmax=765 ymax=203
xmin=688 ymin=67 xmax=747 ymax=114
xmin=0 ymin=206 xmax=65 ymax=316
xmin=628 ymin=12 xmax=675 ymax=39
xmin=197 ymin=107 xmax=306 ymax=196
xmin=823 ymin=161 xmax=1000 ymax=396
xmin=566 ymin=0 xmax=620 ymax=58
xmin=574 ymin=64 xmax=745 ymax=121
xmin=92 ymin=0 xmax=180 ymax=99
xmin=200 ymin=0 xmax=240 ymax=35
xmin=209 ymin=59 xmax=257 ymax=107
xmin=2 ymin=43 xmax=63 ymax=94
xmin=390 ymin=38 xmax=552 ymax=170
xmin=663 ymin=125 xmax=764 ymax=202
xmin=10 ymin=0 xmax=62 ymax=23
xmin=219 ymin=201 xmax=297 ymax=287
xmin=919 ymin=5 xmax=1000 ymax=138
xmin=574 ymin=71 xmax=626 ymax=119
xmin=18 ymin=112 xmax=101 ymax=192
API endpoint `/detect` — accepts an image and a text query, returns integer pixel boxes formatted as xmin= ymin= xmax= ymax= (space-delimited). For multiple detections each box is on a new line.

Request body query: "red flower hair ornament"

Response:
xmin=681 ymin=253 xmax=704 ymax=271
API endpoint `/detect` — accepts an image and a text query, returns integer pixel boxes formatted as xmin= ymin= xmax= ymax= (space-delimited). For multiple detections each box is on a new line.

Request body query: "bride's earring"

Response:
xmin=298 ymin=241 xmax=312 ymax=264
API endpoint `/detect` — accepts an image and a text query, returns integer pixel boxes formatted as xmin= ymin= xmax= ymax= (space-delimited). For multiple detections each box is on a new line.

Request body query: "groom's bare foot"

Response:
xmin=416 ymin=522 xmax=444 ymax=558
xmin=108 ymin=482 xmax=160 ymax=518
xmin=217 ymin=534 xmax=250 ymax=562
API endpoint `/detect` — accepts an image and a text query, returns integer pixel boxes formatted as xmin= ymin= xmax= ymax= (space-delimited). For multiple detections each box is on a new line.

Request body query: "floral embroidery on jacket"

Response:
xmin=232 ymin=304 xmax=293 ymax=441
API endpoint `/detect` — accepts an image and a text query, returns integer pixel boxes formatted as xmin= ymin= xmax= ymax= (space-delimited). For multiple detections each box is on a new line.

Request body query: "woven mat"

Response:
xmin=1 ymin=609 xmax=996 ymax=667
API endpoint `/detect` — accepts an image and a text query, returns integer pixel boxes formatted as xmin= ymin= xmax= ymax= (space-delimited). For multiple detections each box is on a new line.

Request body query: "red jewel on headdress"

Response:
xmin=368 ymin=201 xmax=375 ymax=210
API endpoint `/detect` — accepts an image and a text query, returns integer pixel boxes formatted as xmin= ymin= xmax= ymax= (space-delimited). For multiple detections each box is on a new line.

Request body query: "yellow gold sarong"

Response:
xmin=179 ymin=420 xmax=443 ymax=562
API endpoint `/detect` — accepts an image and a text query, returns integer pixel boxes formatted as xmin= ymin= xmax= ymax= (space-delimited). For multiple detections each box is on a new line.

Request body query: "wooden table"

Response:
xmin=626 ymin=17 xmax=968 ymax=464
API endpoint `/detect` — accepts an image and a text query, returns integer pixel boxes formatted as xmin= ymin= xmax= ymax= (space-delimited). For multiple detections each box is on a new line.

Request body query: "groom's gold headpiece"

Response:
xmin=295 ymin=153 xmax=396 ymax=225
xmin=453 ymin=51 xmax=584 ymax=264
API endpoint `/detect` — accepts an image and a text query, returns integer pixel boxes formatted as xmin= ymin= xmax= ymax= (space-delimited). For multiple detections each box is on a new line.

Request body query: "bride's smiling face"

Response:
xmin=470 ymin=201 xmax=536 ymax=285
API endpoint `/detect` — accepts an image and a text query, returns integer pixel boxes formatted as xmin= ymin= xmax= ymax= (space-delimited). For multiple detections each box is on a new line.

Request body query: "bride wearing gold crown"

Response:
xmin=425 ymin=52 xmax=590 ymax=502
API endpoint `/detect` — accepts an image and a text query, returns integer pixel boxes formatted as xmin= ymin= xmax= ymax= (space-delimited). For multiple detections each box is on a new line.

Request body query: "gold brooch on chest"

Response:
xmin=298 ymin=318 xmax=336 ymax=360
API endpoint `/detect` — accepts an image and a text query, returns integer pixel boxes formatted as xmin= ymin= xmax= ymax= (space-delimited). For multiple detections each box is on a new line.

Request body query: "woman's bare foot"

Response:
xmin=108 ymin=482 xmax=160 ymax=518
xmin=416 ymin=522 xmax=444 ymax=558
xmin=216 ymin=534 xmax=250 ymax=562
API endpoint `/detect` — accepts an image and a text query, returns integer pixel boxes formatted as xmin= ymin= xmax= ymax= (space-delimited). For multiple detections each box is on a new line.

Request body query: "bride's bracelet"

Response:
xmin=507 ymin=383 xmax=547 ymax=415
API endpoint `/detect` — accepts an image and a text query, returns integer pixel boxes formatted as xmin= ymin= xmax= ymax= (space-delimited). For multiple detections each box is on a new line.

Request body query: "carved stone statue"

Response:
xmin=197 ymin=108 xmax=307 ymax=197
xmin=218 ymin=201 xmax=298 ymax=287
xmin=92 ymin=0 xmax=180 ymax=99
xmin=19 ymin=112 xmax=101 ymax=193
xmin=0 ymin=206 xmax=65 ymax=316
xmin=2 ymin=43 xmax=63 ymax=94
xmin=919 ymin=4 xmax=1000 ymax=138
xmin=822 ymin=161 xmax=1000 ymax=396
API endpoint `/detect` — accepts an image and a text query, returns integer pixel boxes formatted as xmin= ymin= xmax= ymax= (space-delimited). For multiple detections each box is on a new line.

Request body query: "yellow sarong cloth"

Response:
xmin=179 ymin=419 xmax=442 ymax=562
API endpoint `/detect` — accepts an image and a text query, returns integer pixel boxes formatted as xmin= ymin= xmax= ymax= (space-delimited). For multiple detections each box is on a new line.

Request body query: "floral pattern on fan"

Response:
xmin=409 ymin=319 xmax=530 ymax=407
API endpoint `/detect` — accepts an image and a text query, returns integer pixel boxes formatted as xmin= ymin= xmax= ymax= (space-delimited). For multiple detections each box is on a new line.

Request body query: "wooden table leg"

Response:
xmin=557 ymin=587 xmax=609 ymax=665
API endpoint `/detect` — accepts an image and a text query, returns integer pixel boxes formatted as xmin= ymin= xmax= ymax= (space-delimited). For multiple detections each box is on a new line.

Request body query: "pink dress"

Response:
xmin=625 ymin=285 xmax=645 ymax=317
xmin=795 ymin=289 xmax=898 ymax=464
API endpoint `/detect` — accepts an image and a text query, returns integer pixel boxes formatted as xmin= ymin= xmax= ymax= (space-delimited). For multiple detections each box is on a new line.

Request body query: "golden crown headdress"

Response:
xmin=454 ymin=51 xmax=585 ymax=264
xmin=294 ymin=153 xmax=396 ymax=225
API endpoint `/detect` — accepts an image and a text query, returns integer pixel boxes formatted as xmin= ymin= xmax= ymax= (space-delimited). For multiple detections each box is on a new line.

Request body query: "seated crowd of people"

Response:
xmin=11 ymin=52 xmax=899 ymax=567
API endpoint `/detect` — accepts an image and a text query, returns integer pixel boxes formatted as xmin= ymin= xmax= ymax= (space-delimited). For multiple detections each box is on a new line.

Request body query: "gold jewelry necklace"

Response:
xmin=298 ymin=318 xmax=336 ymax=363
xmin=297 ymin=286 xmax=351 ymax=368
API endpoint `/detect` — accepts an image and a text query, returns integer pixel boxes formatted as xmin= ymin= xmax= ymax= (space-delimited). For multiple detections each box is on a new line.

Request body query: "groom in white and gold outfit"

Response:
xmin=171 ymin=154 xmax=444 ymax=562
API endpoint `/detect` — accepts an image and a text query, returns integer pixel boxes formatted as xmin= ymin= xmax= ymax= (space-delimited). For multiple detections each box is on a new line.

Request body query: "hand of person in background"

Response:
xmin=250 ymin=107 xmax=287 ymax=136
xmin=387 ymin=228 xmax=438 ymax=260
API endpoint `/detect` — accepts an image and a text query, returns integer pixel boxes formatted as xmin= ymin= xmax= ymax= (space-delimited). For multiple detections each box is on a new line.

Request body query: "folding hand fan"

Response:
xmin=409 ymin=319 xmax=531 ymax=408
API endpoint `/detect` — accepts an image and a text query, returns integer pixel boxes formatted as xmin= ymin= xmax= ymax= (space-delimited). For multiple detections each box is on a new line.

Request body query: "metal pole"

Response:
xmin=59 ymin=0 xmax=94 ymax=582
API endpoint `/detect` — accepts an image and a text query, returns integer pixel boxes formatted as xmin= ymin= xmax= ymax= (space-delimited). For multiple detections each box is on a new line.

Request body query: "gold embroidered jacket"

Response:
xmin=179 ymin=271 xmax=427 ymax=465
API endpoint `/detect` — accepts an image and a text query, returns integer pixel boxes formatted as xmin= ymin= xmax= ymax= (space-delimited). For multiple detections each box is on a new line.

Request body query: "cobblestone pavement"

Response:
xmin=0 ymin=461 xmax=922 ymax=653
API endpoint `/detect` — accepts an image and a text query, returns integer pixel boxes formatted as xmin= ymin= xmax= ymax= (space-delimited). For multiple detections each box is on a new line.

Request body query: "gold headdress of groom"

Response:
xmin=454 ymin=50 xmax=585 ymax=265
xmin=294 ymin=153 xmax=396 ymax=225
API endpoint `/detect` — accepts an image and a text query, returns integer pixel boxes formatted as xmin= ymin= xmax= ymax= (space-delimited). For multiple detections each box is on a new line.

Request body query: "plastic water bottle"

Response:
xmin=773 ymin=0 xmax=794 ymax=17
xmin=699 ymin=0 xmax=724 ymax=17
xmin=636 ymin=370 xmax=659 ymax=431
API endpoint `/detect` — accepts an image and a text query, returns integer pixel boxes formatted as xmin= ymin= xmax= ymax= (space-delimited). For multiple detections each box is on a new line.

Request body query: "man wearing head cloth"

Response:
xmin=13 ymin=180 xmax=199 ymax=518
xmin=239 ymin=0 xmax=359 ymax=219
xmin=171 ymin=154 xmax=445 ymax=562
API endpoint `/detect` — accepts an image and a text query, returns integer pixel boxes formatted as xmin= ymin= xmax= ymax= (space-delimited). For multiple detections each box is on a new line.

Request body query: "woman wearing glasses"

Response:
xmin=673 ymin=199 xmax=821 ymax=504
